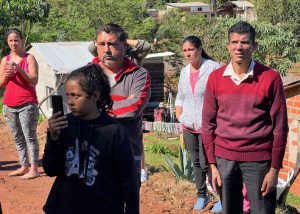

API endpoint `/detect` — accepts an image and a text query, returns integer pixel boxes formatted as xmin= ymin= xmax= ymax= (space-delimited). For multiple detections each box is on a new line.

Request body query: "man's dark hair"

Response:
xmin=95 ymin=23 xmax=128 ymax=42
xmin=228 ymin=21 xmax=256 ymax=44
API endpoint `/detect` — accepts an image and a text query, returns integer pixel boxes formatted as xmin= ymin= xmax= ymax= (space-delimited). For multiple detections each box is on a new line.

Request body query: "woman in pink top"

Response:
xmin=175 ymin=36 xmax=221 ymax=212
xmin=0 ymin=28 xmax=39 ymax=179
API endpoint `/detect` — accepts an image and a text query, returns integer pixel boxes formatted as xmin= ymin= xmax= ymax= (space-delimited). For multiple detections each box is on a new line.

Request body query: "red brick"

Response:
xmin=294 ymin=101 xmax=300 ymax=108
xmin=292 ymin=140 xmax=298 ymax=146
xmin=291 ymin=107 xmax=298 ymax=114
xmin=293 ymin=177 xmax=300 ymax=185
xmin=295 ymin=96 xmax=300 ymax=101
xmin=291 ymin=127 xmax=298 ymax=133
xmin=279 ymin=171 xmax=287 ymax=180
xmin=290 ymin=183 xmax=300 ymax=196
xmin=282 ymin=159 xmax=289 ymax=167
xmin=287 ymin=100 xmax=294 ymax=107
xmin=288 ymin=161 xmax=295 ymax=168
xmin=281 ymin=167 xmax=292 ymax=173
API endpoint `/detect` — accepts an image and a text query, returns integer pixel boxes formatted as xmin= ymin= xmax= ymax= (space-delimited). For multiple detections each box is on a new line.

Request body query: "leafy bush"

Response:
xmin=145 ymin=142 xmax=177 ymax=157
xmin=38 ymin=114 xmax=45 ymax=124
xmin=0 ymin=88 xmax=4 ymax=113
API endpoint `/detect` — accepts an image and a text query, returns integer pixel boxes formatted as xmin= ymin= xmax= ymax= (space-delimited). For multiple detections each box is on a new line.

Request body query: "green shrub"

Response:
xmin=38 ymin=114 xmax=45 ymax=124
xmin=0 ymin=91 xmax=3 ymax=114
xmin=145 ymin=142 xmax=177 ymax=157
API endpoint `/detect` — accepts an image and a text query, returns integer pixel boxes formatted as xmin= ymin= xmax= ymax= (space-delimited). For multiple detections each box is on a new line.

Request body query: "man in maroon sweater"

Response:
xmin=202 ymin=21 xmax=288 ymax=214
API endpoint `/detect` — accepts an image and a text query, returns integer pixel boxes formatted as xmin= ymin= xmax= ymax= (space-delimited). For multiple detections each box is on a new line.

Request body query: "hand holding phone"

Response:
xmin=49 ymin=95 xmax=66 ymax=140
xmin=51 ymin=95 xmax=64 ymax=115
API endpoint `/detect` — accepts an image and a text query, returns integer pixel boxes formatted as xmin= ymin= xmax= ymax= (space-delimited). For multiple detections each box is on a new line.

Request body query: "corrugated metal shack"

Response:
xmin=143 ymin=52 xmax=174 ymax=120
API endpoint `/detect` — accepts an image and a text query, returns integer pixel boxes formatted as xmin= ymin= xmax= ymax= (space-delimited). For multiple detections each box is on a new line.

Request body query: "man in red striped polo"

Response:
xmin=92 ymin=23 xmax=151 ymax=176
xmin=202 ymin=21 xmax=288 ymax=214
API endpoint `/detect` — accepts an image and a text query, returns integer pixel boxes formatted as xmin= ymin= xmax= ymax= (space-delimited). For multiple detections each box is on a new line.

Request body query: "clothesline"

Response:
xmin=144 ymin=121 xmax=182 ymax=134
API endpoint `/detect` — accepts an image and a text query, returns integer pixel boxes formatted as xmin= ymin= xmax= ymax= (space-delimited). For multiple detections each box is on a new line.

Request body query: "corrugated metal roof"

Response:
xmin=230 ymin=1 xmax=254 ymax=8
xmin=167 ymin=2 xmax=210 ymax=7
xmin=30 ymin=42 xmax=94 ymax=74
xmin=146 ymin=52 xmax=174 ymax=59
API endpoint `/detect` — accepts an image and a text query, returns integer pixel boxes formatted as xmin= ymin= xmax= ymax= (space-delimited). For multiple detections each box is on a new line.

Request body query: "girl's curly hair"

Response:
xmin=66 ymin=64 xmax=113 ymax=113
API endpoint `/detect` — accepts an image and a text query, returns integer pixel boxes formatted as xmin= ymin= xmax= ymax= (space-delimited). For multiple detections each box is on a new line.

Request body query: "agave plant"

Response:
xmin=164 ymin=145 xmax=194 ymax=182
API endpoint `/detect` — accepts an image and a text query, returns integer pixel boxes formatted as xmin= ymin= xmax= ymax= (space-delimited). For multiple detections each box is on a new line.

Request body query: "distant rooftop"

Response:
xmin=166 ymin=2 xmax=210 ymax=7
xmin=30 ymin=42 xmax=93 ymax=74
xmin=146 ymin=52 xmax=174 ymax=59
xmin=282 ymin=74 xmax=300 ymax=89
xmin=230 ymin=1 xmax=254 ymax=8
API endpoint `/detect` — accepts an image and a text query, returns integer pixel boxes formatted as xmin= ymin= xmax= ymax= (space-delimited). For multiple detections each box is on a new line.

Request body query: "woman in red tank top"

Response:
xmin=0 ymin=28 xmax=40 ymax=179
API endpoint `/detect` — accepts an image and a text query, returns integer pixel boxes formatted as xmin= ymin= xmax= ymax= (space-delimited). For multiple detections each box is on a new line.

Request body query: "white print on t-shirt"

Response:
xmin=65 ymin=138 xmax=80 ymax=176
xmin=65 ymin=138 xmax=100 ymax=186
xmin=85 ymin=145 xmax=100 ymax=186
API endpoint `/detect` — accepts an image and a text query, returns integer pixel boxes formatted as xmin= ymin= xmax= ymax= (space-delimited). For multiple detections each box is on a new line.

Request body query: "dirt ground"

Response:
xmin=0 ymin=116 xmax=217 ymax=214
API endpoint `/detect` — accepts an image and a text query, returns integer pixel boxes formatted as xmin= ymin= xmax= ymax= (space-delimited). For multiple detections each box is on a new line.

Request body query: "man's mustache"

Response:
xmin=102 ymin=54 xmax=115 ymax=60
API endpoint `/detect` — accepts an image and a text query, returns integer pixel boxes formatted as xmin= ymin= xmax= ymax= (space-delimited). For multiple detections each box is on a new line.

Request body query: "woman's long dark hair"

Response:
xmin=183 ymin=36 xmax=213 ymax=60
xmin=66 ymin=64 xmax=113 ymax=113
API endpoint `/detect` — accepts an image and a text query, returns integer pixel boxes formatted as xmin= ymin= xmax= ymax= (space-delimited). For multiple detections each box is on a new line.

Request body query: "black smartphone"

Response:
xmin=51 ymin=95 xmax=64 ymax=115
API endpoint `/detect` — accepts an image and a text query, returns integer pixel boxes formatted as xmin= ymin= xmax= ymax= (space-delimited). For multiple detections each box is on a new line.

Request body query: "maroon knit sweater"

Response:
xmin=202 ymin=62 xmax=288 ymax=169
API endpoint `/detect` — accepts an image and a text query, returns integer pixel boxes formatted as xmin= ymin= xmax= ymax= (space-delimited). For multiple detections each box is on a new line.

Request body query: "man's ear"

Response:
xmin=226 ymin=41 xmax=230 ymax=52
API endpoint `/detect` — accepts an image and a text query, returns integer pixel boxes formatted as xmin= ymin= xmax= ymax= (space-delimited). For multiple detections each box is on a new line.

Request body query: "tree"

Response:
xmin=253 ymin=21 xmax=299 ymax=75
xmin=282 ymin=0 xmax=300 ymax=41
xmin=0 ymin=6 xmax=12 ymax=56
xmin=254 ymin=0 xmax=284 ymax=25
xmin=2 ymin=0 xmax=51 ymax=44
xmin=32 ymin=0 xmax=157 ymax=42
xmin=154 ymin=14 xmax=299 ymax=76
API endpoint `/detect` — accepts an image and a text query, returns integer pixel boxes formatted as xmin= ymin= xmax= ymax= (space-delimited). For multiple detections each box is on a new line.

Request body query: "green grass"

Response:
xmin=144 ymin=131 xmax=181 ymax=172
xmin=287 ymin=193 xmax=300 ymax=209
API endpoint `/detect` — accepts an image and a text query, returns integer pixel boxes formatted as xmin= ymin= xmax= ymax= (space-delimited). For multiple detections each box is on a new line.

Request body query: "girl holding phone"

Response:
xmin=43 ymin=64 xmax=139 ymax=214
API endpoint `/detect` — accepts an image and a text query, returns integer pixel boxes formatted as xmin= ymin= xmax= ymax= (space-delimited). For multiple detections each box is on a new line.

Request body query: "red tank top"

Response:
xmin=3 ymin=53 xmax=38 ymax=106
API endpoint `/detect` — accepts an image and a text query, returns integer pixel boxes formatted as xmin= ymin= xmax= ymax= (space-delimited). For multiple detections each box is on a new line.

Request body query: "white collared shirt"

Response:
xmin=223 ymin=60 xmax=256 ymax=85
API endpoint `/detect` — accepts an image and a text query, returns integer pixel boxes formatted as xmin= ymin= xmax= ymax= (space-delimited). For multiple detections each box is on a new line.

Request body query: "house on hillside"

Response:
xmin=166 ymin=2 xmax=215 ymax=18
xmin=29 ymin=42 xmax=173 ymax=119
xmin=280 ymin=74 xmax=300 ymax=196
xmin=217 ymin=1 xmax=256 ymax=21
